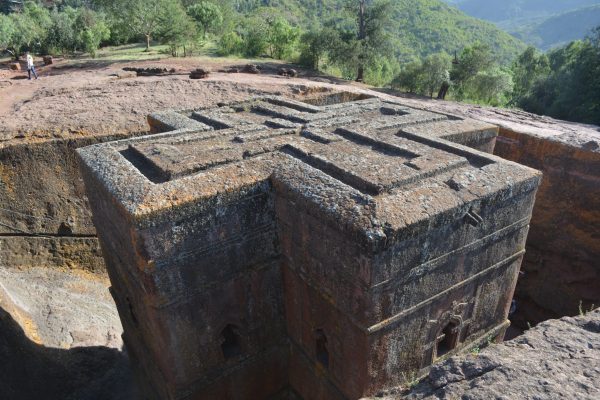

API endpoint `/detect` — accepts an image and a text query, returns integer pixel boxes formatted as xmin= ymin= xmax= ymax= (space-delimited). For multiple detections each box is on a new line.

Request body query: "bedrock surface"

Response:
xmin=397 ymin=309 xmax=600 ymax=399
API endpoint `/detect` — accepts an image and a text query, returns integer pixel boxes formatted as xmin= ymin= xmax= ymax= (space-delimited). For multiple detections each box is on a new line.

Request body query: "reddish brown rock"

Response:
xmin=79 ymin=96 xmax=540 ymax=399
xmin=190 ymin=68 xmax=210 ymax=79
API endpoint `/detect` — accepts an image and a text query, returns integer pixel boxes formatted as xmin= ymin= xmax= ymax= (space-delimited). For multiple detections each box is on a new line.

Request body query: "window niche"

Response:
xmin=436 ymin=321 xmax=459 ymax=358
xmin=220 ymin=324 xmax=243 ymax=360
xmin=315 ymin=329 xmax=329 ymax=368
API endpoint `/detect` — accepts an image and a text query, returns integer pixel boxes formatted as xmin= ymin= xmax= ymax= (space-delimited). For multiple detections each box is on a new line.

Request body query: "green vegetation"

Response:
xmin=512 ymin=29 xmax=600 ymax=125
xmin=0 ymin=0 xmax=528 ymax=71
xmin=1 ymin=1 xmax=598 ymax=125
xmin=392 ymin=43 xmax=514 ymax=107
xmin=509 ymin=5 xmax=600 ymax=51
xmin=444 ymin=0 xmax=600 ymax=51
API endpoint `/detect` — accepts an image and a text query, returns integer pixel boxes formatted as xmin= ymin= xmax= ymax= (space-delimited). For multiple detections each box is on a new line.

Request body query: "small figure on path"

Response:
xmin=25 ymin=52 xmax=38 ymax=80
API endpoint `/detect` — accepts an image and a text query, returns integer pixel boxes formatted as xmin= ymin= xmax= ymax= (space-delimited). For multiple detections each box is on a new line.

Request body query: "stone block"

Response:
xmin=78 ymin=96 xmax=541 ymax=399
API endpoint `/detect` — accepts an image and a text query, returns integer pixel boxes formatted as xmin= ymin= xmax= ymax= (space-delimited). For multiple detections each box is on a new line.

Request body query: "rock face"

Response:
xmin=402 ymin=309 xmax=600 ymax=400
xmin=0 ymin=266 xmax=134 ymax=400
xmin=494 ymin=128 xmax=600 ymax=327
xmin=79 ymin=96 xmax=541 ymax=400
xmin=0 ymin=136 xmax=138 ymax=272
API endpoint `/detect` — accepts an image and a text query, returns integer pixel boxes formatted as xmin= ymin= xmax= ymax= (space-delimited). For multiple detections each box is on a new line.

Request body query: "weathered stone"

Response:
xmin=494 ymin=128 xmax=600 ymax=327
xmin=0 ymin=134 xmax=143 ymax=272
xmin=279 ymin=68 xmax=298 ymax=78
xmin=78 ymin=96 xmax=541 ymax=399
xmin=375 ymin=94 xmax=600 ymax=328
xmin=243 ymin=64 xmax=261 ymax=74
xmin=399 ymin=309 xmax=600 ymax=400
xmin=122 ymin=67 xmax=170 ymax=76
xmin=190 ymin=68 xmax=210 ymax=79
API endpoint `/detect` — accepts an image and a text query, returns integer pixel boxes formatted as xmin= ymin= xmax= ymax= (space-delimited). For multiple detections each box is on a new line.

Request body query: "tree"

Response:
xmin=347 ymin=0 xmax=393 ymax=82
xmin=470 ymin=68 xmax=514 ymax=106
xmin=0 ymin=14 xmax=15 ymax=55
xmin=1 ymin=2 xmax=51 ymax=59
xmin=240 ymin=15 xmax=268 ymax=57
xmin=46 ymin=7 xmax=77 ymax=55
xmin=265 ymin=15 xmax=299 ymax=59
xmin=73 ymin=8 xmax=110 ymax=57
xmin=511 ymin=46 xmax=550 ymax=104
xmin=98 ymin=0 xmax=171 ymax=51
xmin=217 ymin=31 xmax=243 ymax=56
xmin=159 ymin=0 xmax=198 ymax=57
xmin=451 ymin=43 xmax=495 ymax=98
xmin=420 ymin=52 xmax=452 ymax=98
xmin=187 ymin=1 xmax=222 ymax=39
xmin=392 ymin=60 xmax=423 ymax=94
xmin=299 ymin=27 xmax=339 ymax=70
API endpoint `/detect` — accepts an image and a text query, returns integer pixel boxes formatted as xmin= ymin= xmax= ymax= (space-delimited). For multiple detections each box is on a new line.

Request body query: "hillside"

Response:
xmin=443 ymin=0 xmax=600 ymax=22
xmin=442 ymin=0 xmax=600 ymax=50
xmin=235 ymin=0 xmax=528 ymax=62
xmin=509 ymin=5 xmax=600 ymax=50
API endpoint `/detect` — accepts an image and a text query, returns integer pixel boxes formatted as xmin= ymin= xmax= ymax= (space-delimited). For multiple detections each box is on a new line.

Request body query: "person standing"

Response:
xmin=26 ymin=52 xmax=38 ymax=80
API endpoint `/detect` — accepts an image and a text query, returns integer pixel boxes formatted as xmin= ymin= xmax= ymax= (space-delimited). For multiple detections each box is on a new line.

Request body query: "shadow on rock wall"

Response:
xmin=0 ymin=307 xmax=138 ymax=400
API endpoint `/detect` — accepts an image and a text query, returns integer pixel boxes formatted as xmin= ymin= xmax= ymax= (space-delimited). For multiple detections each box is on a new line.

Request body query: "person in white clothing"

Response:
xmin=25 ymin=52 xmax=38 ymax=80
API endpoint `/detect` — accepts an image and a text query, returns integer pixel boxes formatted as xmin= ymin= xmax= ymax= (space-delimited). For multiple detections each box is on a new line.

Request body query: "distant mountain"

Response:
xmin=441 ymin=0 xmax=600 ymax=50
xmin=442 ymin=0 xmax=600 ymax=22
xmin=508 ymin=5 xmax=600 ymax=50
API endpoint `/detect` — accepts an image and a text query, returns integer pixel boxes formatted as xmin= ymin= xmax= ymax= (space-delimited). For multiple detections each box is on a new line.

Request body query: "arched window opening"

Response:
xmin=436 ymin=322 xmax=459 ymax=358
xmin=315 ymin=329 xmax=329 ymax=368
xmin=221 ymin=324 xmax=242 ymax=360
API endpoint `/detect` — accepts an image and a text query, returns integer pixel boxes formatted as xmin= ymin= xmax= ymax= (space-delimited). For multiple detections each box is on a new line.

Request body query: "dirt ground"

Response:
xmin=0 ymin=57 xmax=362 ymax=145
xmin=1 ymin=55 xmax=597 ymax=148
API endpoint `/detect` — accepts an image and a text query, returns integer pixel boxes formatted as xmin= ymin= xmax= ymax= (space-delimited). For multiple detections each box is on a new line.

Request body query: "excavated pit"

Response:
xmin=0 ymin=61 xmax=598 ymax=398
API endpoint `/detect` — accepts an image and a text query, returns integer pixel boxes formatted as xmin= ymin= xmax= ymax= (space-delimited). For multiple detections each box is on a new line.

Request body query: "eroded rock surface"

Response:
xmin=0 ymin=266 xmax=133 ymax=400
xmin=401 ymin=309 xmax=600 ymax=400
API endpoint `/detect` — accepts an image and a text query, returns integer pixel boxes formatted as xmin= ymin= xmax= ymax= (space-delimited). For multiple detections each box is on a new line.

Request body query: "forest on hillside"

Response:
xmin=443 ymin=0 xmax=600 ymax=50
xmin=1 ymin=0 xmax=599 ymax=125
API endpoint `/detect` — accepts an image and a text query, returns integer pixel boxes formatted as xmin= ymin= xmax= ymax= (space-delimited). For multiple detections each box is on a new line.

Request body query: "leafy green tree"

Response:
xmin=46 ymin=7 xmax=77 ymax=54
xmin=217 ymin=31 xmax=243 ymax=55
xmin=0 ymin=14 xmax=15 ymax=55
xmin=299 ymin=26 xmax=339 ymax=70
xmin=73 ymin=8 xmax=110 ymax=57
xmin=159 ymin=0 xmax=198 ymax=56
xmin=469 ymin=68 xmax=514 ymax=106
xmin=240 ymin=15 xmax=268 ymax=57
xmin=265 ymin=15 xmax=299 ymax=59
xmin=187 ymin=1 xmax=223 ymax=38
xmin=420 ymin=52 xmax=452 ymax=98
xmin=511 ymin=46 xmax=550 ymax=104
xmin=363 ymin=54 xmax=400 ymax=87
xmin=392 ymin=60 xmax=423 ymax=93
xmin=97 ymin=0 xmax=172 ymax=51
xmin=451 ymin=42 xmax=495 ymax=98
xmin=1 ymin=2 xmax=51 ymax=59
xmin=341 ymin=0 xmax=393 ymax=82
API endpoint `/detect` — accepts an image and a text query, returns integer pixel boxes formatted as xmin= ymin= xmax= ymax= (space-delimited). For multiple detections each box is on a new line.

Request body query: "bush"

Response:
xmin=218 ymin=31 xmax=243 ymax=56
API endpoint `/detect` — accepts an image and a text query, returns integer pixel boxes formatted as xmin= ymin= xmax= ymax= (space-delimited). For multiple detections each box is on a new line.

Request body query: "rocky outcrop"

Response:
xmin=400 ymin=309 xmax=600 ymax=400
xmin=0 ymin=135 xmax=142 ymax=272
